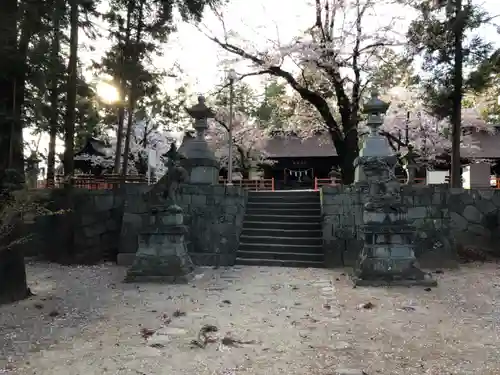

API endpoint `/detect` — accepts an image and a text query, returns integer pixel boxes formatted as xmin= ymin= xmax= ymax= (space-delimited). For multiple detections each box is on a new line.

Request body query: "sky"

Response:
xmin=78 ymin=0 xmax=499 ymax=95
xmin=28 ymin=0 xmax=500 ymax=165
xmin=149 ymin=0 xmax=499 ymax=93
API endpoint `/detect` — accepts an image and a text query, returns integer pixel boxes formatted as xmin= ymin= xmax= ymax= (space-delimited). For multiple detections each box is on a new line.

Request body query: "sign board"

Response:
xmin=147 ymin=149 xmax=157 ymax=167
xmin=426 ymin=170 xmax=449 ymax=184
xmin=462 ymin=162 xmax=490 ymax=189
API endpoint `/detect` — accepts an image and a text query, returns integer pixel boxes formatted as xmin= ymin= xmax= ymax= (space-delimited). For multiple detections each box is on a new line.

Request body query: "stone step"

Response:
xmin=246 ymin=207 xmax=321 ymax=216
xmin=248 ymin=193 xmax=320 ymax=204
xmin=247 ymin=200 xmax=320 ymax=208
xmin=244 ymin=214 xmax=321 ymax=224
xmin=235 ymin=257 xmax=324 ymax=268
xmin=239 ymin=234 xmax=322 ymax=246
xmin=243 ymin=220 xmax=322 ymax=231
xmin=248 ymin=194 xmax=320 ymax=204
xmin=238 ymin=242 xmax=323 ymax=254
xmin=237 ymin=250 xmax=324 ymax=262
xmin=240 ymin=227 xmax=322 ymax=238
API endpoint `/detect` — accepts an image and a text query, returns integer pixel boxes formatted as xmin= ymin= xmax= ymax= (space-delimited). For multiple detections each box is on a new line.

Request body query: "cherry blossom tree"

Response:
xmin=203 ymin=0 xmax=413 ymax=183
xmin=207 ymin=108 xmax=271 ymax=178
xmin=74 ymin=119 xmax=176 ymax=180
xmin=367 ymin=87 xmax=493 ymax=165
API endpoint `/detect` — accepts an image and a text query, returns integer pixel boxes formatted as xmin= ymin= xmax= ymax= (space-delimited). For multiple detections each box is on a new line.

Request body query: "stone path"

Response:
xmin=1 ymin=262 xmax=500 ymax=374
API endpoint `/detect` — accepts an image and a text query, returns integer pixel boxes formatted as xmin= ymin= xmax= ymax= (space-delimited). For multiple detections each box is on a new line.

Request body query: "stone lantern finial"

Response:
xmin=363 ymin=91 xmax=390 ymax=135
xmin=185 ymin=95 xmax=215 ymax=139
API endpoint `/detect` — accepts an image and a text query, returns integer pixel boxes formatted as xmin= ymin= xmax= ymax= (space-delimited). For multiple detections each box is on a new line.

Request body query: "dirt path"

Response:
xmin=1 ymin=262 xmax=499 ymax=374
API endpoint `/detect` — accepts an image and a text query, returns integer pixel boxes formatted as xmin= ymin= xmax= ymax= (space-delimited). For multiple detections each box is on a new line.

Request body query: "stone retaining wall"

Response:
xmin=24 ymin=183 xmax=246 ymax=267
xmin=118 ymin=184 xmax=247 ymax=266
xmin=25 ymin=189 xmax=124 ymax=264
xmin=321 ymin=184 xmax=500 ymax=269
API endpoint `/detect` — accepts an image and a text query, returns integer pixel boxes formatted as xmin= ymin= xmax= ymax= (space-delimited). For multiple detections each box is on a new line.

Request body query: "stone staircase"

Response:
xmin=236 ymin=190 xmax=324 ymax=268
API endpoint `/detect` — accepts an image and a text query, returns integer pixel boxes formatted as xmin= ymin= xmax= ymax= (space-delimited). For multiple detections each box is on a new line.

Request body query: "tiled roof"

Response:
xmin=262 ymin=135 xmax=337 ymax=158
xmin=177 ymin=108 xmax=500 ymax=159
xmin=462 ymin=131 xmax=500 ymax=158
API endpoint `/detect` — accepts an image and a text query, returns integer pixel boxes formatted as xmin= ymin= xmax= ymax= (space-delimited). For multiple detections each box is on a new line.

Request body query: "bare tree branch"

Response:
xmin=201 ymin=31 xmax=344 ymax=142
xmin=209 ymin=70 xmax=272 ymax=97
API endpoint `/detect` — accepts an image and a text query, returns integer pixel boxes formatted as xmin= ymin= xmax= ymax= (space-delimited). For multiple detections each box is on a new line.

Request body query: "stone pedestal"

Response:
xmin=125 ymin=205 xmax=195 ymax=283
xmin=352 ymin=92 xmax=436 ymax=287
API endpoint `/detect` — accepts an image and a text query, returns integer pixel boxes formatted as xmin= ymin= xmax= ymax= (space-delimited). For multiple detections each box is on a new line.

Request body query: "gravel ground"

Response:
xmin=1 ymin=261 xmax=500 ymax=375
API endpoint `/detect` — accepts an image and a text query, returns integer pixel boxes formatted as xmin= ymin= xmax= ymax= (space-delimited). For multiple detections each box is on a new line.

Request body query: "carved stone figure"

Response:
xmin=161 ymin=144 xmax=188 ymax=203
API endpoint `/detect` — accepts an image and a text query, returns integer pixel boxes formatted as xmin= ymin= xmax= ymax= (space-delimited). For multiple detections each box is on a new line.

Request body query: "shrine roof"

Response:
xmin=262 ymin=135 xmax=337 ymax=158
xmin=461 ymin=131 xmax=500 ymax=159
xmin=75 ymin=137 xmax=112 ymax=157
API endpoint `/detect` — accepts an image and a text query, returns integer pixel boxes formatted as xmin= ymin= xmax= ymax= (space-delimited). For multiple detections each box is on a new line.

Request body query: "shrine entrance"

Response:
xmin=281 ymin=167 xmax=315 ymax=190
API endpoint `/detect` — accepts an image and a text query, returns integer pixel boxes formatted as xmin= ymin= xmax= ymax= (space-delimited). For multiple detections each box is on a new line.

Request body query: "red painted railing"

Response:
xmin=314 ymin=178 xmax=340 ymax=190
xmin=219 ymin=178 xmax=275 ymax=191
xmin=37 ymin=174 xmax=150 ymax=190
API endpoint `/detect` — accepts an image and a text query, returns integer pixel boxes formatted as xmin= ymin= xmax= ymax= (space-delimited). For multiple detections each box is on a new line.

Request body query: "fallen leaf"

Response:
xmin=150 ymin=343 xmax=165 ymax=348
xmin=161 ymin=313 xmax=172 ymax=324
xmin=140 ymin=327 xmax=156 ymax=339
xmin=398 ymin=306 xmax=416 ymax=312
xmin=173 ymin=309 xmax=186 ymax=317
xmin=359 ymin=302 xmax=375 ymax=310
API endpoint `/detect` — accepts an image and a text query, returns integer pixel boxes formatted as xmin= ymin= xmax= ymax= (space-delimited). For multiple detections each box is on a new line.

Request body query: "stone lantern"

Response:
xmin=351 ymin=91 xmax=436 ymax=287
xmin=182 ymin=95 xmax=220 ymax=184
xmin=25 ymin=151 xmax=41 ymax=189
xmin=354 ymin=91 xmax=392 ymax=183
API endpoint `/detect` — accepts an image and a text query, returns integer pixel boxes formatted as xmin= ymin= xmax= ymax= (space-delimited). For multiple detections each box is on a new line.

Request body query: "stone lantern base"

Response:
xmin=351 ymin=257 xmax=437 ymax=287
xmin=125 ymin=206 xmax=195 ymax=283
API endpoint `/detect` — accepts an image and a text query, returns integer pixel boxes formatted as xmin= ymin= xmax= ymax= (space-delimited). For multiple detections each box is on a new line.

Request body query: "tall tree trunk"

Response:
xmin=121 ymin=0 xmax=145 ymax=176
xmin=339 ymin=126 xmax=359 ymax=185
xmin=13 ymin=18 xmax=33 ymax=177
xmin=0 ymin=0 xmax=22 ymax=174
xmin=47 ymin=0 xmax=63 ymax=187
xmin=63 ymin=0 xmax=79 ymax=180
xmin=0 ymin=0 xmax=29 ymax=305
xmin=450 ymin=0 xmax=463 ymax=188
xmin=113 ymin=0 xmax=135 ymax=174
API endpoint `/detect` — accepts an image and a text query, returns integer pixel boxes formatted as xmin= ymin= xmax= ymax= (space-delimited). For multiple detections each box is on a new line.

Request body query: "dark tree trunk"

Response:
xmin=0 ymin=177 xmax=29 ymax=305
xmin=63 ymin=0 xmax=79 ymax=179
xmin=121 ymin=0 xmax=145 ymax=176
xmin=113 ymin=0 xmax=135 ymax=174
xmin=47 ymin=0 xmax=63 ymax=187
xmin=340 ymin=122 xmax=359 ymax=185
xmin=450 ymin=0 xmax=464 ymax=188
xmin=13 ymin=3 xmax=38 ymax=176
xmin=0 ymin=0 xmax=22 ymax=174
xmin=0 ymin=247 xmax=30 ymax=305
